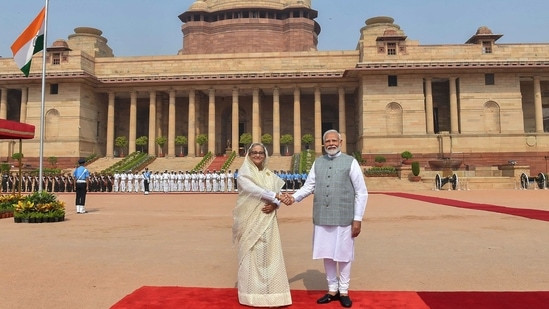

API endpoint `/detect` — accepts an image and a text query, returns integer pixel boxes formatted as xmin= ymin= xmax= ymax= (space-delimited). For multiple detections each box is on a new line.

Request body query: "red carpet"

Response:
xmin=208 ymin=155 xmax=227 ymax=171
xmin=110 ymin=287 xmax=549 ymax=308
xmin=383 ymin=192 xmax=549 ymax=222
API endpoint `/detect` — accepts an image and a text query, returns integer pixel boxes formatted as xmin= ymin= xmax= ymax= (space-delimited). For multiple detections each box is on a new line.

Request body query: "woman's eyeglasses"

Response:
xmin=250 ymin=151 xmax=265 ymax=156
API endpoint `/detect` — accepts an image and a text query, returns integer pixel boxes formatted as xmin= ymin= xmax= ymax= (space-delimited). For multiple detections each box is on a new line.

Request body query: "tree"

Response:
xmin=155 ymin=136 xmax=167 ymax=156
xmin=239 ymin=133 xmax=252 ymax=151
xmin=115 ymin=136 xmax=128 ymax=157
xmin=135 ymin=136 xmax=148 ymax=152
xmin=175 ymin=135 xmax=188 ymax=156
xmin=280 ymin=134 xmax=293 ymax=156
xmin=302 ymin=133 xmax=313 ymax=149
xmin=196 ymin=134 xmax=208 ymax=156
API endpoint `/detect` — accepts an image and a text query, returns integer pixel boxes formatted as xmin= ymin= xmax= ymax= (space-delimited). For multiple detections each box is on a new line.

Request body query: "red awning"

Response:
xmin=0 ymin=119 xmax=35 ymax=139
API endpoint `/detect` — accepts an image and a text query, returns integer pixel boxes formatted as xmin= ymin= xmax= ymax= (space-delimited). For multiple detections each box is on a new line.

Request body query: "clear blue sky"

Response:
xmin=1 ymin=0 xmax=549 ymax=58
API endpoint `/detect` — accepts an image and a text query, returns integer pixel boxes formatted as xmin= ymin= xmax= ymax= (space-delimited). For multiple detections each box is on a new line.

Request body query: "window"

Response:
xmin=388 ymin=75 xmax=398 ymax=87
xmin=50 ymin=84 xmax=58 ymax=95
xmin=387 ymin=43 xmax=397 ymax=55
xmin=52 ymin=53 xmax=60 ymax=65
xmin=482 ymin=41 xmax=492 ymax=54
xmin=485 ymin=73 xmax=495 ymax=85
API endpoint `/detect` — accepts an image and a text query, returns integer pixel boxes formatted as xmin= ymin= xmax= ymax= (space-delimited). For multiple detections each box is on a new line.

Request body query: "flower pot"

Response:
xmin=14 ymin=217 xmax=22 ymax=223
xmin=410 ymin=175 xmax=422 ymax=182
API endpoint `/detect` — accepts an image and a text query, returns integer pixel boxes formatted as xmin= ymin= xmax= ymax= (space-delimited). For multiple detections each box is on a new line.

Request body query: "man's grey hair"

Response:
xmin=322 ymin=129 xmax=341 ymax=142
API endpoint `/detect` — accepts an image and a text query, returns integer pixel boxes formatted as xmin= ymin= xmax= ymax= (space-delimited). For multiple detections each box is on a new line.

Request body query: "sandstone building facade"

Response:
xmin=1 ymin=0 xmax=549 ymax=172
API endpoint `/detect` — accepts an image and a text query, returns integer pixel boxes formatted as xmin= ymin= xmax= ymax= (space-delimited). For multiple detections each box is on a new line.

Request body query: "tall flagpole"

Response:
xmin=38 ymin=0 xmax=50 ymax=192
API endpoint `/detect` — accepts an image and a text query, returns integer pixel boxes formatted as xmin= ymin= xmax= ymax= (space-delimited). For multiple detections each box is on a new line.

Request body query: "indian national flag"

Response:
xmin=11 ymin=7 xmax=46 ymax=77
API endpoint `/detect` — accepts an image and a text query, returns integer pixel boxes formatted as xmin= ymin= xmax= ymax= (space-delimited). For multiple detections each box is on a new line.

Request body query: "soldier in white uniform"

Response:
xmin=212 ymin=170 xmax=220 ymax=192
xmin=113 ymin=171 xmax=120 ymax=192
xmin=120 ymin=171 xmax=127 ymax=193
xmin=177 ymin=171 xmax=184 ymax=192
xmin=219 ymin=170 xmax=227 ymax=192
xmin=227 ymin=169 xmax=234 ymax=192
xmin=205 ymin=170 xmax=212 ymax=192
xmin=127 ymin=171 xmax=134 ymax=192
xmin=198 ymin=171 xmax=206 ymax=192
xmin=134 ymin=172 xmax=141 ymax=193
xmin=184 ymin=171 xmax=191 ymax=192
xmin=191 ymin=171 xmax=198 ymax=192
xmin=162 ymin=170 xmax=170 ymax=193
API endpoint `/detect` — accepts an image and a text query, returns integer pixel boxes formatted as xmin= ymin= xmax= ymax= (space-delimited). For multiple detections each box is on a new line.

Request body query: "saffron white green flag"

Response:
xmin=11 ymin=7 xmax=46 ymax=77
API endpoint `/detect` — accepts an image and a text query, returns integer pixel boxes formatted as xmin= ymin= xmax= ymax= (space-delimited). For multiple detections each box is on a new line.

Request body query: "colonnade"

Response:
xmin=105 ymin=86 xmax=348 ymax=158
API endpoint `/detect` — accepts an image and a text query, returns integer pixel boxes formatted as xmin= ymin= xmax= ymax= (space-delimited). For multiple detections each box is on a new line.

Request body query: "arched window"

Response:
xmin=45 ymin=109 xmax=60 ymax=140
xmin=386 ymin=102 xmax=403 ymax=135
xmin=483 ymin=101 xmax=501 ymax=133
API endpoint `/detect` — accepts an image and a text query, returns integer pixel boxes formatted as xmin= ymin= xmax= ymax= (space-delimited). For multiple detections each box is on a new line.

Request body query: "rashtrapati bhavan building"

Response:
xmin=1 ymin=0 xmax=549 ymax=172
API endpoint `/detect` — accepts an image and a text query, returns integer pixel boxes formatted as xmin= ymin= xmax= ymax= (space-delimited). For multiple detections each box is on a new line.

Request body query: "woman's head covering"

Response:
xmin=246 ymin=142 xmax=268 ymax=170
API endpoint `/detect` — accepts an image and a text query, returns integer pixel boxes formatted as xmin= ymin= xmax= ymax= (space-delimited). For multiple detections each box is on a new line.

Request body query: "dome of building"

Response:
xmin=51 ymin=39 xmax=70 ymax=49
xmin=475 ymin=26 xmax=493 ymax=35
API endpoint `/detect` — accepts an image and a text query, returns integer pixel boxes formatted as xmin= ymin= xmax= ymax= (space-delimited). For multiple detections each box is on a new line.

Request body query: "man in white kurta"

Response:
xmin=290 ymin=130 xmax=368 ymax=308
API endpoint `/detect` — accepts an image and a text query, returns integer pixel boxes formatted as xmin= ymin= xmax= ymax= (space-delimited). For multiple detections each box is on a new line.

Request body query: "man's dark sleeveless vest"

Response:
xmin=312 ymin=153 xmax=355 ymax=226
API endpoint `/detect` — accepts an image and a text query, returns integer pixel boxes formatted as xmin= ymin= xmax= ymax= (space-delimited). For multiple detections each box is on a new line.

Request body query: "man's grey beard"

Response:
xmin=325 ymin=146 xmax=340 ymax=156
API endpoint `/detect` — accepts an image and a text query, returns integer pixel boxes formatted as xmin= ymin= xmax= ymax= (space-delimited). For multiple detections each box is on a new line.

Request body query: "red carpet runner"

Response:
xmin=383 ymin=192 xmax=549 ymax=222
xmin=111 ymin=287 xmax=549 ymax=309
xmin=207 ymin=155 xmax=227 ymax=171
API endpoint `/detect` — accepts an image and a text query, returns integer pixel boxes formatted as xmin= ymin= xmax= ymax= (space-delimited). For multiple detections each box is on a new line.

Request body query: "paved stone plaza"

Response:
xmin=1 ymin=190 xmax=548 ymax=308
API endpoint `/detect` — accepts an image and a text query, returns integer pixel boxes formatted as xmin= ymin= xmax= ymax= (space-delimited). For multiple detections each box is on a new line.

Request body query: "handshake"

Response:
xmin=277 ymin=193 xmax=295 ymax=205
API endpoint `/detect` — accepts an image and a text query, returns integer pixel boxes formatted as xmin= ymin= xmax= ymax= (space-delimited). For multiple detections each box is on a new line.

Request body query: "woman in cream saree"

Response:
xmin=232 ymin=143 xmax=292 ymax=307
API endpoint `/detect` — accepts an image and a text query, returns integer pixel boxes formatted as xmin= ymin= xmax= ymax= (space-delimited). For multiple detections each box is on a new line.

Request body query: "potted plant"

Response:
xmin=155 ymin=136 xmax=167 ymax=157
xmin=12 ymin=152 xmax=23 ymax=167
xmin=280 ymin=134 xmax=293 ymax=156
xmin=261 ymin=133 xmax=273 ymax=155
xmin=196 ymin=134 xmax=208 ymax=156
xmin=135 ymin=136 xmax=148 ymax=152
xmin=302 ymin=133 xmax=314 ymax=150
xmin=175 ymin=135 xmax=188 ymax=157
xmin=48 ymin=156 xmax=57 ymax=167
xmin=261 ymin=133 xmax=273 ymax=145
xmin=410 ymin=161 xmax=421 ymax=181
xmin=374 ymin=155 xmax=386 ymax=167
xmin=115 ymin=136 xmax=128 ymax=157
xmin=240 ymin=133 xmax=252 ymax=152
xmin=401 ymin=150 xmax=413 ymax=165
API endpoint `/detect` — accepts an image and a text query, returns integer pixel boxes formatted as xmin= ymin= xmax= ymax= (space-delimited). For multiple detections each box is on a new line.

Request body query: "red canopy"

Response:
xmin=0 ymin=119 xmax=35 ymax=139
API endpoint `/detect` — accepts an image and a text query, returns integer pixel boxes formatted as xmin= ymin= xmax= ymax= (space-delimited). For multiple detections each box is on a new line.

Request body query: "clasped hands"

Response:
xmin=277 ymin=193 xmax=294 ymax=205
xmin=262 ymin=193 xmax=295 ymax=214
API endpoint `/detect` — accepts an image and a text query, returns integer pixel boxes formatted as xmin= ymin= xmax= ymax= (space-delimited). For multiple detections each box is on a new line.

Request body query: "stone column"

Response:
xmin=425 ymin=78 xmax=435 ymax=134
xmin=188 ymin=89 xmax=196 ymax=157
xmin=252 ymin=88 xmax=260 ymax=143
xmin=106 ymin=92 xmax=115 ymax=157
xmin=208 ymin=88 xmax=216 ymax=154
xmin=20 ymin=87 xmax=28 ymax=123
xmin=0 ymin=88 xmax=7 ymax=119
xmin=314 ymin=87 xmax=322 ymax=154
xmin=272 ymin=87 xmax=281 ymax=156
xmin=128 ymin=91 xmax=137 ymax=154
xmin=168 ymin=89 xmax=176 ymax=157
xmin=338 ymin=87 xmax=347 ymax=153
xmin=449 ymin=77 xmax=459 ymax=134
xmin=232 ymin=88 xmax=239 ymax=153
xmin=293 ymin=87 xmax=301 ymax=153
xmin=148 ymin=91 xmax=156 ymax=155
xmin=534 ymin=76 xmax=544 ymax=133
